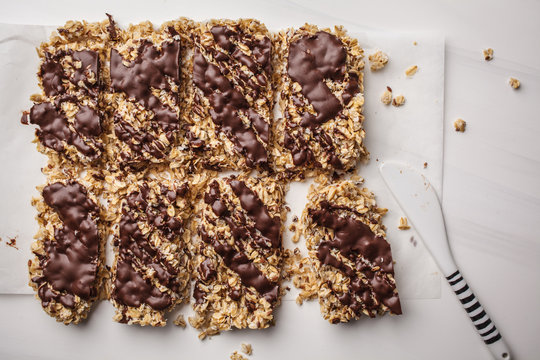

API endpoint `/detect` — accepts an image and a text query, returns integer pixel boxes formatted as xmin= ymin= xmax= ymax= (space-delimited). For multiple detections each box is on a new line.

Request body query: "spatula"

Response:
xmin=379 ymin=161 xmax=511 ymax=360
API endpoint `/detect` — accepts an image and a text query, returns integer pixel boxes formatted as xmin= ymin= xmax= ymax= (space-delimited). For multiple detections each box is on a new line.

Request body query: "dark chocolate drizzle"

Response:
xmin=28 ymin=102 xmax=102 ymax=160
xmin=33 ymin=182 xmax=100 ymax=309
xmin=201 ymin=180 xmax=279 ymax=303
xmin=287 ymin=31 xmax=346 ymax=128
xmin=106 ymin=13 xmax=118 ymax=41
xmin=110 ymin=39 xmax=181 ymax=132
xmin=309 ymin=201 xmax=401 ymax=315
xmin=112 ymin=183 xmax=187 ymax=310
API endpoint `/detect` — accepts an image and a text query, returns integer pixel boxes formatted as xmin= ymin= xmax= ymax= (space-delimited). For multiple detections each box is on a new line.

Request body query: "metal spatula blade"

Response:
xmin=379 ymin=161 xmax=511 ymax=360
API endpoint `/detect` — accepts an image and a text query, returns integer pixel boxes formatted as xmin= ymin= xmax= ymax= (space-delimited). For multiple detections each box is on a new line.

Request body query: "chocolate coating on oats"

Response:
xmin=287 ymin=31 xmax=346 ymax=128
xmin=202 ymin=181 xmax=279 ymax=303
xmin=113 ymin=183 xmax=186 ymax=311
xmin=309 ymin=201 xmax=401 ymax=315
xmin=29 ymin=102 xmax=102 ymax=160
xmin=33 ymin=182 xmax=100 ymax=309
xmin=110 ymin=40 xmax=181 ymax=132
xmin=193 ymin=48 xmax=268 ymax=167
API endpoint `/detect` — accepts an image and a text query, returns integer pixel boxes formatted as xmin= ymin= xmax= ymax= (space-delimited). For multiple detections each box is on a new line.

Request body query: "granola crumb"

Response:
xmin=392 ymin=95 xmax=405 ymax=107
xmin=173 ymin=314 xmax=186 ymax=328
xmin=413 ymin=41 xmax=418 ymax=46
xmin=5 ymin=236 xmax=19 ymax=250
xmin=231 ymin=351 xmax=248 ymax=360
xmin=423 ymin=162 xmax=428 ymax=169
xmin=241 ymin=343 xmax=253 ymax=356
xmin=381 ymin=87 xmax=392 ymax=105
xmin=398 ymin=217 xmax=411 ymax=230
xmin=368 ymin=50 xmax=389 ymax=71
xmin=405 ymin=65 xmax=418 ymax=77
xmin=454 ymin=118 xmax=466 ymax=132
xmin=483 ymin=48 xmax=494 ymax=61
xmin=509 ymin=77 xmax=520 ymax=89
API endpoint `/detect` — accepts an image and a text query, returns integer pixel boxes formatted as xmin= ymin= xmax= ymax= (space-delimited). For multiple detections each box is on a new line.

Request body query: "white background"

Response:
xmin=0 ymin=1 xmax=539 ymax=359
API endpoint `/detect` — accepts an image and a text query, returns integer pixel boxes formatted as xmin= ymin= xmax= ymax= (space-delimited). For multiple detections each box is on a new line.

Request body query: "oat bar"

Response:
xmin=105 ymin=20 xmax=192 ymax=170
xmin=109 ymin=177 xmax=192 ymax=326
xmin=28 ymin=180 xmax=107 ymax=324
xmin=183 ymin=19 xmax=273 ymax=171
xmin=299 ymin=179 xmax=401 ymax=323
xmin=21 ymin=20 xmax=111 ymax=165
xmin=273 ymin=25 xmax=367 ymax=178
xmin=190 ymin=175 xmax=285 ymax=338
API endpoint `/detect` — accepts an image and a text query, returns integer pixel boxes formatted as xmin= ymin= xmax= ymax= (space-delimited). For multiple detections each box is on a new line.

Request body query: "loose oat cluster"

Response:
xmin=22 ymin=15 xmax=400 ymax=334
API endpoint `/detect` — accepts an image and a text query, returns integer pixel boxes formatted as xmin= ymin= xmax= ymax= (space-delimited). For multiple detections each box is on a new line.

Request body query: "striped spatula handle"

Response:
xmin=446 ymin=269 xmax=511 ymax=359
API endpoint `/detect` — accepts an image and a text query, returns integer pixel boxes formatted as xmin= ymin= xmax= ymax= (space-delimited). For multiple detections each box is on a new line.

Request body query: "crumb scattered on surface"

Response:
xmin=483 ymin=48 xmax=494 ymax=61
xmin=381 ymin=87 xmax=392 ymax=105
xmin=423 ymin=162 xmax=428 ymax=169
xmin=509 ymin=77 xmax=520 ymax=89
xmin=392 ymin=95 xmax=405 ymax=107
xmin=173 ymin=314 xmax=186 ymax=328
xmin=230 ymin=351 xmax=248 ymax=360
xmin=405 ymin=65 xmax=418 ymax=77
xmin=454 ymin=118 xmax=466 ymax=132
xmin=368 ymin=50 xmax=389 ymax=71
xmin=4 ymin=236 xmax=19 ymax=250
xmin=398 ymin=217 xmax=411 ymax=230
xmin=413 ymin=41 xmax=418 ymax=46
xmin=241 ymin=343 xmax=253 ymax=356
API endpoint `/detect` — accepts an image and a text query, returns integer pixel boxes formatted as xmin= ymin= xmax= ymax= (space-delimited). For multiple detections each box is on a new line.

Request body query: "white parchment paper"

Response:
xmin=0 ymin=23 xmax=443 ymax=299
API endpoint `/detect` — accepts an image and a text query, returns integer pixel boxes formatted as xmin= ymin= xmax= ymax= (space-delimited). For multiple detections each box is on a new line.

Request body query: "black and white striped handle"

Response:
xmin=446 ymin=270 xmax=511 ymax=359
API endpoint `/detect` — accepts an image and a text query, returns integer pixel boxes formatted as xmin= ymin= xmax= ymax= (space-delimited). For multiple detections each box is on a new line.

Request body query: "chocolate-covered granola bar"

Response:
xmin=109 ymin=177 xmax=192 ymax=326
xmin=21 ymin=20 xmax=111 ymax=165
xmin=190 ymin=175 xmax=285 ymax=338
xmin=273 ymin=25 xmax=367 ymax=178
xmin=297 ymin=179 xmax=401 ymax=323
xmin=28 ymin=179 xmax=107 ymax=324
xmin=182 ymin=19 xmax=273 ymax=171
xmin=104 ymin=20 xmax=193 ymax=170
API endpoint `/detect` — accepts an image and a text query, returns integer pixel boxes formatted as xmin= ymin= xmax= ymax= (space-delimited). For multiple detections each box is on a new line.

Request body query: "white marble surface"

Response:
xmin=0 ymin=1 xmax=539 ymax=359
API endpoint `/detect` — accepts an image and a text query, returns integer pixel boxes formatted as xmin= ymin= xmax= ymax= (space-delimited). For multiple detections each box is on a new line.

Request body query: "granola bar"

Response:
xmin=104 ymin=20 xmax=193 ymax=170
xmin=273 ymin=25 xmax=367 ymax=178
xmin=298 ymin=179 xmax=401 ymax=323
xmin=183 ymin=19 xmax=273 ymax=171
xmin=21 ymin=20 xmax=111 ymax=166
xmin=190 ymin=175 xmax=286 ymax=338
xmin=28 ymin=178 xmax=107 ymax=324
xmin=109 ymin=176 xmax=192 ymax=326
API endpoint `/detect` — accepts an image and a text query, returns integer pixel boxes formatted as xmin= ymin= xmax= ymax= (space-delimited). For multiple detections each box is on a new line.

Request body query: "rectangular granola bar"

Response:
xmin=22 ymin=19 xmax=111 ymax=166
xmin=273 ymin=25 xmax=367 ymax=178
xmin=298 ymin=179 xmax=401 ymax=323
xmin=182 ymin=19 xmax=273 ymax=171
xmin=190 ymin=175 xmax=285 ymax=338
xmin=109 ymin=176 xmax=192 ymax=326
xmin=104 ymin=20 xmax=193 ymax=171
xmin=28 ymin=178 xmax=107 ymax=324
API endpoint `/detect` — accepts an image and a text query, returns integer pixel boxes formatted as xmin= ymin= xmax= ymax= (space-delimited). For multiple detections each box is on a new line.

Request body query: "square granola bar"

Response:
xmin=273 ymin=25 xmax=367 ymax=178
xmin=190 ymin=175 xmax=286 ymax=338
xmin=297 ymin=179 xmax=401 ymax=323
xmin=181 ymin=19 xmax=273 ymax=171
xmin=109 ymin=176 xmax=193 ymax=326
xmin=28 ymin=177 xmax=108 ymax=324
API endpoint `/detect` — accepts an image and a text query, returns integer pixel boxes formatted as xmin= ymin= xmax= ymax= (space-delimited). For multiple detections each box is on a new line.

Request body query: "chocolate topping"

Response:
xmin=193 ymin=48 xmax=267 ymax=167
xmin=72 ymin=50 xmax=99 ymax=95
xmin=114 ymin=260 xmax=171 ymax=310
xmin=287 ymin=31 xmax=346 ymax=128
xmin=309 ymin=201 xmax=401 ymax=315
xmin=112 ymin=184 xmax=184 ymax=310
xmin=341 ymin=72 xmax=360 ymax=105
xmin=40 ymin=53 xmax=65 ymax=97
xmin=202 ymin=181 xmax=279 ymax=303
xmin=110 ymin=40 xmax=181 ymax=132
xmin=229 ymin=180 xmax=281 ymax=248
xmin=29 ymin=102 xmax=101 ymax=160
xmin=106 ymin=13 xmax=118 ymax=41
xmin=198 ymin=259 xmax=216 ymax=282
xmin=33 ymin=182 xmax=100 ymax=309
